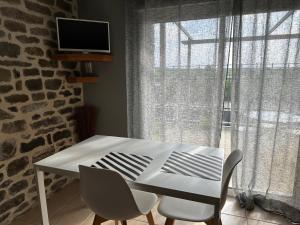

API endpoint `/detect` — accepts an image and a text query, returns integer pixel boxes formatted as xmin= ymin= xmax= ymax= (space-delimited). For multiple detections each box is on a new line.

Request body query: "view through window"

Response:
xmin=150 ymin=10 xmax=300 ymax=196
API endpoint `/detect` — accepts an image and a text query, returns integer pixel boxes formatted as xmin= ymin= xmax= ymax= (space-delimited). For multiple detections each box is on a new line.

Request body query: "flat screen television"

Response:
xmin=56 ymin=18 xmax=110 ymax=53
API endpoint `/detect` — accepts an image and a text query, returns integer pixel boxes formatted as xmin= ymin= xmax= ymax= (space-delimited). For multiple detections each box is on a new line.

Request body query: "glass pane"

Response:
xmin=181 ymin=18 xmax=219 ymax=40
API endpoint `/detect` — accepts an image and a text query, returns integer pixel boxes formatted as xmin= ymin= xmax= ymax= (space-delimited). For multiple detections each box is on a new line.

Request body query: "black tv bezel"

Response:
xmin=56 ymin=17 xmax=111 ymax=53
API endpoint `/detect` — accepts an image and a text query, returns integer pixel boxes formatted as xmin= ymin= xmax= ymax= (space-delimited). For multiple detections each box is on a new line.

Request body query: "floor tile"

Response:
xmin=174 ymin=221 xmax=206 ymax=225
xmin=10 ymin=181 xmax=294 ymax=225
xmin=49 ymin=198 xmax=91 ymax=225
xmin=256 ymin=221 xmax=279 ymax=225
xmin=222 ymin=196 xmax=247 ymax=217
xmin=128 ymin=220 xmax=150 ymax=225
xmin=11 ymin=180 xmax=85 ymax=225
xmin=246 ymin=206 xmax=291 ymax=225
xmin=221 ymin=214 xmax=258 ymax=225
xmin=82 ymin=213 xmax=95 ymax=225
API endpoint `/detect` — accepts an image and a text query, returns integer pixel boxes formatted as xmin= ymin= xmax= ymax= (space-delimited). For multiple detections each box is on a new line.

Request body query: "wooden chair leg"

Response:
xmin=206 ymin=220 xmax=213 ymax=225
xmin=146 ymin=211 xmax=155 ymax=225
xmin=164 ymin=218 xmax=175 ymax=225
xmin=206 ymin=218 xmax=222 ymax=225
xmin=92 ymin=215 xmax=108 ymax=225
xmin=121 ymin=221 xmax=127 ymax=225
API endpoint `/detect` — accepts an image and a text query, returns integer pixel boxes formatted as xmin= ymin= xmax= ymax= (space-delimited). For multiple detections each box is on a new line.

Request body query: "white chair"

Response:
xmin=158 ymin=150 xmax=243 ymax=225
xmin=79 ymin=165 xmax=158 ymax=225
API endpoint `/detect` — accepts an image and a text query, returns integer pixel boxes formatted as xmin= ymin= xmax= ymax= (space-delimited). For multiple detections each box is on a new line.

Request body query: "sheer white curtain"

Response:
xmin=126 ymin=0 xmax=300 ymax=216
xmin=230 ymin=0 xmax=300 ymax=211
xmin=126 ymin=0 xmax=232 ymax=147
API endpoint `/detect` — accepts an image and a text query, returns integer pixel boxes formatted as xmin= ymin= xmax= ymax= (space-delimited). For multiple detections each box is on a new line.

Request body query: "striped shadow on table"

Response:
xmin=91 ymin=152 xmax=153 ymax=181
xmin=161 ymin=151 xmax=223 ymax=181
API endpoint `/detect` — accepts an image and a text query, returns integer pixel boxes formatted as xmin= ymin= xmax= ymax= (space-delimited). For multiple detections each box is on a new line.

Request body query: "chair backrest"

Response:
xmin=220 ymin=150 xmax=243 ymax=209
xmin=79 ymin=165 xmax=141 ymax=220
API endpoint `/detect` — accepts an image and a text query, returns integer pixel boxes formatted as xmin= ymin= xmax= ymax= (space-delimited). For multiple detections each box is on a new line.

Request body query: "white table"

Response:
xmin=34 ymin=135 xmax=224 ymax=225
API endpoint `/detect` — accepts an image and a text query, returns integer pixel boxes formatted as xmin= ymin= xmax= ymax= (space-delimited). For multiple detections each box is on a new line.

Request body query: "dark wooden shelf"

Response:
xmin=52 ymin=53 xmax=110 ymax=83
xmin=51 ymin=53 xmax=112 ymax=62
xmin=66 ymin=76 xmax=98 ymax=83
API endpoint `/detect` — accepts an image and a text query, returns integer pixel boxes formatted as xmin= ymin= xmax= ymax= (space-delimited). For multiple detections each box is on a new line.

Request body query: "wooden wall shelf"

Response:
xmin=52 ymin=53 xmax=112 ymax=62
xmin=67 ymin=76 xmax=98 ymax=83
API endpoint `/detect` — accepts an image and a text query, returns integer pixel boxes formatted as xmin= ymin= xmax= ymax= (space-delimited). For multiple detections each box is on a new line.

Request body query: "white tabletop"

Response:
xmin=34 ymin=135 xmax=224 ymax=204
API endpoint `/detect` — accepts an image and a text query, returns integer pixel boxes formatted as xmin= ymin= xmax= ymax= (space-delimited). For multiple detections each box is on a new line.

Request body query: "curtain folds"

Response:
xmin=231 ymin=0 xmax=300 ymax=210
xmin=126 ymin=0 xmax=232 ymax=146
xmin=125 ymin=0 xmax=300 ymax=213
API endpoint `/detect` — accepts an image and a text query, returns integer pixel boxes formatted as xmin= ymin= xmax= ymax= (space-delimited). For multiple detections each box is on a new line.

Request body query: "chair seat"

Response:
xmin=132 ymin=190 xmax=158 ymax=215
xmin=158 ymin=196 xmax=215 ymax=222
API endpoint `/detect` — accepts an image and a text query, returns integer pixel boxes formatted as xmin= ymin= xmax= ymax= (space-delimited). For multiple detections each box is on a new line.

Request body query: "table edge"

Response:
xmin=34 ymin=164 xmax=221 ymax=205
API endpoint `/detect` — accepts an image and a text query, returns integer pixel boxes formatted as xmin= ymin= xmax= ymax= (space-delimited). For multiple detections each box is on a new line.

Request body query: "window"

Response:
xmin=150 ymin=9 xmax=300 ymax=196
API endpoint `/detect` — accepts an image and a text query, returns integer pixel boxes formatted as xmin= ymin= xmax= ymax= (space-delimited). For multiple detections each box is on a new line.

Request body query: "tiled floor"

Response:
xmin=11 ymin=181 xmax=292 ymax=225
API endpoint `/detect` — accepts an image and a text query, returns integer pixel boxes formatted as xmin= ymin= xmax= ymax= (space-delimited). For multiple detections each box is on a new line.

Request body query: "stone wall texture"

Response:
xmin=0 ymin=0 xmax=83 ymax=224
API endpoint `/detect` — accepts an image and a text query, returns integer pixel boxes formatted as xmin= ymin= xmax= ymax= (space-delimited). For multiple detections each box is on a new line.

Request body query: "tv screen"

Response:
xmin=56 ymin=18 xmax=110 ymax=53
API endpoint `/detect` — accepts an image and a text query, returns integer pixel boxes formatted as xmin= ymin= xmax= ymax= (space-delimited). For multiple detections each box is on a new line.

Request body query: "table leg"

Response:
xmin=35 ymin=168 xmax=50 ymax=225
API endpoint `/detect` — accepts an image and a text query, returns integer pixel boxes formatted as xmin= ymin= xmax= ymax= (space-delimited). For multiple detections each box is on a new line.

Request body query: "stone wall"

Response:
xmin=0 ymin=0 xmax=83 ymax=224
